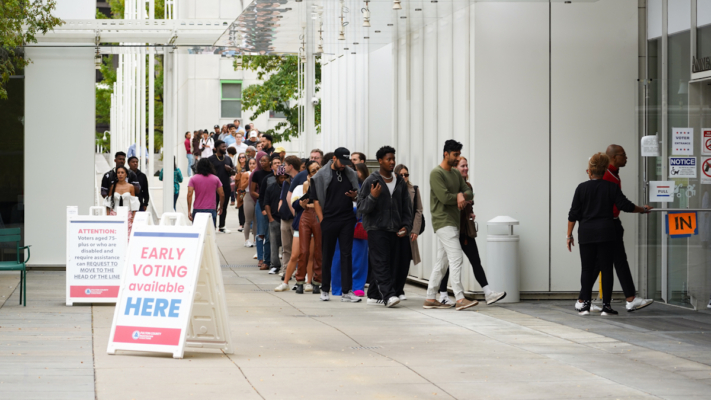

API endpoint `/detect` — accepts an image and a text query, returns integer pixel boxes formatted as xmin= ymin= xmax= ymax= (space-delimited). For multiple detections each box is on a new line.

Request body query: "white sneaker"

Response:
xmin=279 ymin=271 xmax=285 ymax=278
xmin=439 ymin=292 xmax=451 ymax=305
xmin=217 ymin=228 xmax=231 ymax=234
xmin=386 ymin=296 xmax=401 ymax=308
xmin=707 ymin=299 xmax=711 ymax=309
xmin=574 ymin=301 xmax=602 ymax=312
xmin=244 ymin=240 xmax=255 ymax=248
xmin=341 ymin=291 xmax=362 ymax=303
xmin=485 ymin=291 xmax=507 ymax=305
xmin=274 ymin=282 xmax=289 ymax=292
xmin=304 ymin=284 xmax=313 ymax=292
xmin=399 ymin=294 xmax=407 ymax=301
xmin=268 ymin=267 xmax=278 ymax=274
xmin=626 ymin=297 xmax=654 ymax=312
xmin=279 ymin=254 xmax=283 ymax=259
xmin=253 ymin=253 xmax=258 ymax=259
xmin=320 ymin=291 xmax=330 ymax=301
xmin=367 ymin=298 xmax=384 ymax=305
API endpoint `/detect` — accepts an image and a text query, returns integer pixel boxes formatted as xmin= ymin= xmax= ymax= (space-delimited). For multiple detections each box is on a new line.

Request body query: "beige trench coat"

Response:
xmin=408 ymin=183 xmax=423 ymax=265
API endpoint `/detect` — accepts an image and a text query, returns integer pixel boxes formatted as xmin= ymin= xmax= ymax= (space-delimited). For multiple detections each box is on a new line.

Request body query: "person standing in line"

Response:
xmin=321 ymin=152 xmax=334 ymax=167
xmin=200 ymin=131 xmax=215 ymax=159
xmin=392 ymin=164 xmax=422 ymax=301
xmin=249 ymin=152 xmax=272 ymax=268
xmin=184 ymin=132 xmax=194 ymax=177
xmin=227 ymin=147 xmax=239 ymax=206
xmin=265 ymin=166 xmax=288 ymax=274
xmin=435 ymin=157 xmax=507 ymax=306
xmin=275 ymin=147 xmax=287 ymax=161
xmin=260 ymin=133 xmax=276 ymax=155
xmin=257 ymin=155 xmax=282 ymax=270
xmin=294 ymin=161 xmax=323 ymax=294
xmin=597 ymin=145 xmax=654 ymax=313
xmin=244 ymin=129 xmax=258 ymax=147
xmin=235 ymin=153 xmax=247 ymax=227
xmin=192 ymin=130 xmax=202 ymax=162
xmin=358 ymin=146 xmax=413 ymax=308
xmin=424 ymin=140 xmax=478 ymax=311
xmin=101 ymin=151 xmax=140 ymax=198
xmin=127 ymin=156 xmax=150 ymax=212
xmin=350 ymin=152 xmax=366 ymax=165
xmin=279 ymin=156 xmax=303 ymax=274
xmin=229 ymin=131 xmax=249 ymax=156
xmin=208 ymin=140 xmax=235 ymax=233
xmin=310 ymin=149 xmax=324 ymax=165
xmin=245 ymin=146 xmax=257 ymax=160
xmin=187 ymin=158 xmax=224 ymax=227
xmin=159 ymin=157 xmax=183 ymax=211
xmin=233 ymin=119 xmax=245 ymax=135
xmin=104 ymin=165 xmax=141 ymax=240
xmin=311 ymin=148 xmax=361 ymax=303
xmin=223 ymin=124 xmax=237 ymax=148
xmin=568 ymin=152 xmax=651 ymax=315
xmin=242 ymin=157 xmax=258 ymax=247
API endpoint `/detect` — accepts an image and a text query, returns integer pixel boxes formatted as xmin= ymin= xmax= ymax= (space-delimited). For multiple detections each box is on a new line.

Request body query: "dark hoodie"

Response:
xmin=357 ymin=171 xmax=413 ymax=234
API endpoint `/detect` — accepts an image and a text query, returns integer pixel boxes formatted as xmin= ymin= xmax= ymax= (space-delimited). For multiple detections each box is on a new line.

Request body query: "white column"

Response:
xmin=162 ymin=49 xmax=176 ymax=213
xmin=304 ymin=8 xmax=316 ymax=152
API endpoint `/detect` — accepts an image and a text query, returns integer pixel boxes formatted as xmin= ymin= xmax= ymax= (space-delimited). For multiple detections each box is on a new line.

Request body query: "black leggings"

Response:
xmin=578 ymin=241 xmax=615 ymax=304
xmin=238 ymin=205 xmax=245 ymax=226
xmin=439 ymin=235 xmax=489 ymax=293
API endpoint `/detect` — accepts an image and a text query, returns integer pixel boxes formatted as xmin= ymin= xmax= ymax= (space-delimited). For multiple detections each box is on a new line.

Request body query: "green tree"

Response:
xmin=0 ymin=0 xmax=64 ymax=99
xmin=237 ymin=55 xmax=321 ymax=143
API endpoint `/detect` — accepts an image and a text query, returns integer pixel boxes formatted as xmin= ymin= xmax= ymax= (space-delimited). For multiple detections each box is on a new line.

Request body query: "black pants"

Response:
xmin=392 ymin=236 xmax=413 ymax=297
xmin=215 ymin=186 xmax=230 ymax=229
xmin=612 ymin=219 xmax=636 ymax=298
xmin=578 ymin=241 xmax=615 ymax=303
xmin=439 ymin=235 xmax=489 ymax=293
xmin=238 ymin=205 xmax=245 ymax=226
xmin=366 ymin=231 xmax=403 ymax=301
xmin=321 ymin=216 xmax=356 ymax=293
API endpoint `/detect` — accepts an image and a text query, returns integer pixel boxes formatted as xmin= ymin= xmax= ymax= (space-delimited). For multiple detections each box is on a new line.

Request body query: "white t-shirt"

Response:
xmin=200 ymin=138 xmax=214 ymax=158
xmin=229 ymin=142 xmax=249 ymax=156
xmin=385 ymin=178 xmax=396 ymax=195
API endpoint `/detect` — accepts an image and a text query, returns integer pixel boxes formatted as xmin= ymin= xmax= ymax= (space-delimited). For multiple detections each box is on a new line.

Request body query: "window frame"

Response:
xmin=220 ymin=80 xmax=243 ymax=118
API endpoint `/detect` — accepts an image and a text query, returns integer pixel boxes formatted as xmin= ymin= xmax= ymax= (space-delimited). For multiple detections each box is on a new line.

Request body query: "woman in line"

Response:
xmin=227 ymin=147 xmax=240 ymax=207
xmin=235 ymin=153 xmax=248 ymax=229
xmin=274 ymin=161 xmax=320 ymax=292
xmin=104 ymin=165 xmax=140 ymax=240
xmin=567 ymin=153 xmax=651 ymax=315
xmin=159 ymin=157 xmax=183 ymax=211
xmin=438 ymin=157 xmax=507 ymax=306
xmin=242 ymin=157 xmax=258 ymax=248
xmin=191 ymin=130 xmax=201 ymax=162
xmin=249 ymin=151 xmax=272 ymax=268
xmin=392 ymin=164 xmax=422 ymax=301
xmin=294 ymin=161 xmax=323 ymax=294
xmin=184 ymin=132 xmax=194 ymax=177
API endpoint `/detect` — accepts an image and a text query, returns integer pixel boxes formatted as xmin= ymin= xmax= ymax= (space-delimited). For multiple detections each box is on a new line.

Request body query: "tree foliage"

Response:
xmin=0 ymin=0 xmax=64 ymax=99
xmin=237 ymin=55 xmax=321 ymax=143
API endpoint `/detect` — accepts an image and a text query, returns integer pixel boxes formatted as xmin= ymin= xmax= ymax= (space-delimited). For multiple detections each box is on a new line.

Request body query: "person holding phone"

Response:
xmin=358 ymin=146 xmax=413 ymax=308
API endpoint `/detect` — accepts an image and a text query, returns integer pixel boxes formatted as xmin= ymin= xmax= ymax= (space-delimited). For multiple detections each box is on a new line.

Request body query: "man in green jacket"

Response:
xmin=424 ymin=140 xmax=478 ymax=311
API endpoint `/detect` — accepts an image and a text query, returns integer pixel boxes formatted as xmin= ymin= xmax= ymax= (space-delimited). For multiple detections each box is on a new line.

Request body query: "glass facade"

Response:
xmin=0 ymin=74 xmax=25 ymax=260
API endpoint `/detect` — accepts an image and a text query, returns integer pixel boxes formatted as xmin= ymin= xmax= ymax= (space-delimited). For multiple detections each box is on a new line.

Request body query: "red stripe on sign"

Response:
xmin=70 ymin=286 xmax=119 ymax=298
xmin=113 ymin=326 xmax=182 ymax=346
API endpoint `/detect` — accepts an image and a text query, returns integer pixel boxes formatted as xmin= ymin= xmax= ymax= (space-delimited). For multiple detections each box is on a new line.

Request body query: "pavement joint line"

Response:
xmin=220 ymin=348 xmax=266 ymax=400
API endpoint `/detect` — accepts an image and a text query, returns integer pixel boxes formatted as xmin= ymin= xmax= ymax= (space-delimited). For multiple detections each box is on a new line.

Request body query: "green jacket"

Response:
xmin=159 ymin=168 xmax=183 ymax=194
xmin=429 ymin=166 xmax=473 ymax=232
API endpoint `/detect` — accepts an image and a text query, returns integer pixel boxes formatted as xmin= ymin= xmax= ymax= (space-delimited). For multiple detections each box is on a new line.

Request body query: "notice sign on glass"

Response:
xmin=673 ymin=128 xmax=694 ymax=155
xmin=669 ymin=157 xmax=697 ymax=178
xmin=702 ymin=129 xmax=711 ymax=156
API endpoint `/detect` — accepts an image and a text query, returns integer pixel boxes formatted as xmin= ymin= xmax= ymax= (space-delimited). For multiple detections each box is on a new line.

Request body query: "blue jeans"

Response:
xmin=186 ymin=154 xmax=194 ymax=177
xmin=255 ymin=202 xmax=271 ymax=263
xmin=192 ymin=209 xmax=216 ymax=228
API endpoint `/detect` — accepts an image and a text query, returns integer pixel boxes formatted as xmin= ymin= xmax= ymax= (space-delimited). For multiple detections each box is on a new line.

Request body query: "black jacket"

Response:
xmin=134 ymin=169 xmax=150 ymax=209
xmin=358 ymin=171 xmax=413 ymax=234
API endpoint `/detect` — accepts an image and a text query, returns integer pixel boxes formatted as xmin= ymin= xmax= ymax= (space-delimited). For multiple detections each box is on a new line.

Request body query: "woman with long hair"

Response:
xmin=391 ymin=164 xmax=422 ymax=301
xmin=104 ymin=165 xmax=140 ymax=240
xmin=242 ymin=157 xmax=258 ymax=247
xmin=159 ymin=157 xmax=183 ymax=211
xmin=249 ymin=151 xmax=271 ymax=268
xmin=437 ymin=157 xmax=507 ymax=306
xmin=293 ymin=160 xmax=323 ymax=294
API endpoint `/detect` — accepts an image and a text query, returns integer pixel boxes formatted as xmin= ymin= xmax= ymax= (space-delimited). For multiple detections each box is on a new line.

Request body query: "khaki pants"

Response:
xmin=280 ymin=219 xmax=294 ymax=268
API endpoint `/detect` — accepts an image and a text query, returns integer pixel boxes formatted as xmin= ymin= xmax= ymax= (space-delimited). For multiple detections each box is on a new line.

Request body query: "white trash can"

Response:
xmin=486 ymin=216 xmax=520 ymax=303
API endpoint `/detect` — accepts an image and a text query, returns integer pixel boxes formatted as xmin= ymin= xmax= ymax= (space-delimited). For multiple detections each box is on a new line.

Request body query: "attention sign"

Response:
xmin=666 ymin=212 xmax=698 ymax=238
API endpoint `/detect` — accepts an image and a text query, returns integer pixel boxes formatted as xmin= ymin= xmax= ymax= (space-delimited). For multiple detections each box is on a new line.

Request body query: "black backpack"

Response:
xmin=414 ymin=186 xmax=426 ymax=235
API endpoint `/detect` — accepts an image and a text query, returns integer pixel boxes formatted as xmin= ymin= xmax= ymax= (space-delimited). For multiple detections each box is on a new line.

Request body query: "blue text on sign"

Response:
xmin=124 ymin=297 xmax=181 ymax=317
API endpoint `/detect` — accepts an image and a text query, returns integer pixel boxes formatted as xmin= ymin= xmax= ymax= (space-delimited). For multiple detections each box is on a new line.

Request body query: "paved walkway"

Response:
xmin=2 ymin=158 xmax=711 ymax=399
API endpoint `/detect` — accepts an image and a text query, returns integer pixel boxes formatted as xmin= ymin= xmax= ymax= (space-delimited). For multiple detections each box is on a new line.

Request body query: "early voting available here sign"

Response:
xmin=672 ymin=128 xmax=694 ymax=155
xmin=66 ymin=206 xmax=128 ymax=306
xmin=650 ymin=181 xmax=675 ymax=202
xmin=669 ymin=157 xmax=697 ymax=178
xmin=107 ymin=213 xmax=232 ymax=358
xmin=702 ymin=129 xmax=711 ymax=156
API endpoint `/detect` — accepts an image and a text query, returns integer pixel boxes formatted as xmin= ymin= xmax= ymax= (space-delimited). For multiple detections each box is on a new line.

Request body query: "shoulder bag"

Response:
xmin=414 ymin=186 xmax=426 ymax=235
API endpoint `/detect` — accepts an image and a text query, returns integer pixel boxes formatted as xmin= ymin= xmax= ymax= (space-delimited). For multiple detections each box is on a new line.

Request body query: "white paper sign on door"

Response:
xmin=669 ymin=157 xmax=697 ymax=178
xmin=672 ymin=128 xmax=694 ymax=155
xmin=702 ymin=129 xmax=711 ymax=156
xmin=650 ymin=181 xmax=675 ymax=202
xmin=641 ymin=135 xmax=660 ymax=157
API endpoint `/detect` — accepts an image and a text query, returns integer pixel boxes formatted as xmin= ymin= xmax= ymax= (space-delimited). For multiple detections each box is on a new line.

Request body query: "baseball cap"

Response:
xmin=334 ymin=147 xmax=352 ymax=166
xmin=214 ymin=125 xmax=220 ymax=129
xmin=249 ymin=131 xmax=258 ymax=138
xmin=275 ymin=146 xmax=286 ymax=153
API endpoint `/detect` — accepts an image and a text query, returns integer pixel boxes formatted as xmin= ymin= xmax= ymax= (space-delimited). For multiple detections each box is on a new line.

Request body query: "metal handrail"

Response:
xmin=648 ymin=208 xmax=711 ymax=212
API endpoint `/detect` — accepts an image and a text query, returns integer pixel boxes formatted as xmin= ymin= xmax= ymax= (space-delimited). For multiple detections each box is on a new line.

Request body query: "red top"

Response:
xmin=184 ymin=137 xmax=191 ymax=153
xmin=603 ymin=164 xmax=621 ymax=218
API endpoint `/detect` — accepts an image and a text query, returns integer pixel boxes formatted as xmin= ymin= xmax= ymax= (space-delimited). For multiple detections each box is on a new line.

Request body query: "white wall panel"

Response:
xmin=25 ymin=48 xmax=95 ymax=266
xmin=368 ymin=45 xmax=392 ymax=157
xmin=550 ymin=0 xmax=639 ymax=291
xmin=474 ymin=2 xmax=550 ymax=292
xmin=668 ymin=0 xmax=691 ymax=35
xmin=54 ymin=0 xmax=95 ymax=19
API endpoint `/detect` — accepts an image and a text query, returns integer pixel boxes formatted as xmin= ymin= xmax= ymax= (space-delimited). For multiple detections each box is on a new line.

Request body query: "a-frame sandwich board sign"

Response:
xmin=107 ymin=212 xmax=233 ymax=358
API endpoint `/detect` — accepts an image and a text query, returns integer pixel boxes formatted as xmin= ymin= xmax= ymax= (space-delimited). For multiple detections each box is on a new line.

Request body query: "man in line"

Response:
xmin=265 ymin=165 xmax=288 ymax=274
xmin=257 ymin=155 xmax=282 ymax=270
xmin=187 ymin=158 xmax=224 ymax=228
xmin=311 ymin=148 xmax=361 ymax=303
xmin=213 ymin=125 xmax=223 ymax=141
xmin=127 ymin=156 xmax=150 ymax=211
xmin=233 ymin=119 xmax=246 ymax=135
xmin=260 ymin=134 xmax=276 ymax=155
xmin=358 ymin=146 xmax=413 ymax=308
xmin=275 ymin=147 xmax=287 ymax=161
xmin=223 ymin=124 xmax=237 ymax=147
xmin=207 ymin=140 xmax=235 ymax=233
xmin=244 ymin=130 xmax=259 ymax=147
xmin=310 ymin=149 xmax=324 ymax=165
xmin=597 ymin=144 xmax=654 ymax=313
xmin=245 ymin=146 xmax=257 ymax=160
xmin=229 ymin=130 xmax=249 ymax=156
xmin=351 ymin=152 xmax=366 ymax=165
xmin=101 ymin=151 xmax=140 ymax=198
xmin=424 ymin=140 xmax=478 ymax=311
xmin=280 ymin=156 xmax=303 ymax=273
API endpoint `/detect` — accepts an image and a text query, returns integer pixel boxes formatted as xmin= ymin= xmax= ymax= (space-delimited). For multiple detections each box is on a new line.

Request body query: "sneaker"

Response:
xmin=217 ymin=228 xmax=231 ymax=234
xmin=399 ymin=294 xmax=407 ymax=301
xmin=295 ymin=284 xmax=304 ymax=294
xmin=279 ymin=254 xmax=283 ymax=259
xmin=578 ymin=300 xmax=592 ymax=316
xmin=244 ymin=241 xmax=255 ymax=248
xmin=708 ymin=299 xmax=711 ymax=309
xmin=274 ymin=282 xmax=289 ymax=292
xmin=238 ymin=228 xmax=244 ymax=232
xmin=574 ymin=300 xmax=601 ymax=313
xmin=268 ymin=267 xmax=279 ymax=275
xmin=601 ymin=303 xmax=618 ymax=316
xmin=320 ymin=291 xmax=330 ymax=301
xmin=279 ymin=271 xmax=285 ymax=278
xmin=353 ymin=290 xmax=365 ymax=297
xmin=455 ymin=298 xmax=479 ymax=311
xmin=485 ymin=291 xmax=507 ymax=305
xmin=304 ymin=283 xmax=313 ymax=292
xmin=253 ymin=253 xmax=258 ymax=259
xmin=439 ymin=292 xmax=451 ymax=305
xmin=626 ymin=297 xmax=654 ymax=312
xmin=341 ymin=291 xmax=362 ymax=303
xmin=423 ymin=299 xmax=454 ymax=309
xmin=312 ymin=284 xmax=321 ymax=294
xmin=367 ymin=298 xmax=384 ymax=305
xmin=292 ymin=285 xmax=297 ymax=291
xmin=386 ymin=296 xmax=401 ymax=308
